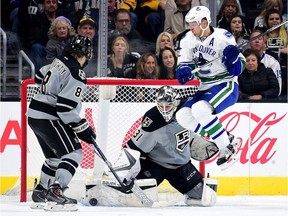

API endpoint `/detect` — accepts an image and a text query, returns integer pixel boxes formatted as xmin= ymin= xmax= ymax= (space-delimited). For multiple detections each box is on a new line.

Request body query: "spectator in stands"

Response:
xmin=107 ymin=36 xmax=139 ymax=78
xmin=45 ymin=16 xmax=76 ymax=64
xmin=164 ymin=0 xmax=192 ymax=39
xmin=1 ymin=0 xmax=20 ymax=33
xmin=227 ymin=14 xmax=250 ymax=51
xmin=158 ymin=46 xmax=177 ymax=79
xmin=155 ymin=32 xmax=174 ymax=57
xmin=77 ymin=17 xmax=98 ymax=77
xmin=253 ymin=0 xmax=286 ymax=29
xmin=264 ymin=9 xmax=288 ymax=97
xmin=217 ymin=0 xmax=250 ymax=33
xmin=238 ymin=48 xmax=279 ymax=101
xmin=17 ymin=0 xmax=42 ymax=47
xmin=264 ymin=9 xmax=288 ymax=56
xmin=136 ymin=53 xmax=160 ymax=79
xmin=118 ymin=0 xmax=138 ymax=29
xmin=18 ymin=0 xmax=59 ymax=72
xmin=136 ymin=0 xmax=166 ymax=41
xmin=249 ymin=29 xmax=282 ymax=96
xmin=108 ymin=0 xmax=118 ymax=30
xmin=108 ymin=9 xmax=145 ymax=54
xmin=163 ymin=0 xmax=201 ymax=12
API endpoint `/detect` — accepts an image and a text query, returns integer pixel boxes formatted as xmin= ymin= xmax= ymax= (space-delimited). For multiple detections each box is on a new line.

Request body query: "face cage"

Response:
xmin=157 ymin=102 xmax=177 ymax=122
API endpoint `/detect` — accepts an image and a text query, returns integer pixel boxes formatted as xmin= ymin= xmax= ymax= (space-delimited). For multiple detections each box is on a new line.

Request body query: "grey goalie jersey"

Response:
xmin=126 ymin=106 xmax=193 ymax=169
xmin=27 ymin=55 xmax=87 ymax=125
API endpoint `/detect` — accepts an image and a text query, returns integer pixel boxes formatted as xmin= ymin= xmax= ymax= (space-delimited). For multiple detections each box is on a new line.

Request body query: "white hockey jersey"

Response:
xmin=261 ymin=52 xmax=282 ymax=95
xmin=177 ymin=27 xmax=245 ymax=91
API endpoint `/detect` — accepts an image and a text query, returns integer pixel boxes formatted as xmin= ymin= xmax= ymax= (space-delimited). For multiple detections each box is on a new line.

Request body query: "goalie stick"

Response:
xmin=90 ymin=139 xmax=154 ymax=207
xmin=190 ymin=20 xmax=288 ymax=74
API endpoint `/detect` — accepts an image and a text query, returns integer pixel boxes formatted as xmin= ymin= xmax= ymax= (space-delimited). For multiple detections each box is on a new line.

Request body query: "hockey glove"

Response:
xmin=222 ymin=45 xmax=242 ymax=76
xmin=71 ymin=118 xmax=96 ymax=144
xmin=176 ymin=64 xmax=194 ymax=85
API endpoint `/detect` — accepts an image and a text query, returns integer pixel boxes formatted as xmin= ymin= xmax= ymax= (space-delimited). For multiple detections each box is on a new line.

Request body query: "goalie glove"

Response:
xmin=71 ymin=118 xmax=96 ymax=144
xmin=222 ymin=45 xmax=242 ymax=76
xmin=176 ymin=64 xmax=194 ymax=85
xmin=190 ymin=134 xmax=219 ymax=161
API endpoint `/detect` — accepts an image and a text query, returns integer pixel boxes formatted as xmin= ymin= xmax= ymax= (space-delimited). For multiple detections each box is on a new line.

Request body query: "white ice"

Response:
xmin=0 ymin=196 xmax=287 ymax=216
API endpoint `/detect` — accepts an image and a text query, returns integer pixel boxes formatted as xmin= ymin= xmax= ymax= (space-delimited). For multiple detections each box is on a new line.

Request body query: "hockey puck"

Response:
xmin=89 ymin=198 xmax=98 ymax=206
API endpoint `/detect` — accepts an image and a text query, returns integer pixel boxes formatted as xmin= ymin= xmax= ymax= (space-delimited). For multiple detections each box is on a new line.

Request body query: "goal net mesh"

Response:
xmin=14 ymin=78 xmax=202 ymax=202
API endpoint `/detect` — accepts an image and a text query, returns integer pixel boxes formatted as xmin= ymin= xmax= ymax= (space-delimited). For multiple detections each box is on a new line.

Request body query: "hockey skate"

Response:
xmin=216 ymin=134 xmax=241 ymax=170
xmin=44 ymin=183 xmax=78 ymax=212
xmin=30 ymin=184 xmax=47 ymax=209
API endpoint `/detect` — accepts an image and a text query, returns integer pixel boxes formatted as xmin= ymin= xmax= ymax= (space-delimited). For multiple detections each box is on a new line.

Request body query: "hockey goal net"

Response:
xmin=17 ymin=78 xmax=203 ymax=202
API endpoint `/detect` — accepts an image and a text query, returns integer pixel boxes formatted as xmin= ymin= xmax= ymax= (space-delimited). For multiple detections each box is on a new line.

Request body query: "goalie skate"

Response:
xmin=216 ymin=134 xmax=241 ymax=170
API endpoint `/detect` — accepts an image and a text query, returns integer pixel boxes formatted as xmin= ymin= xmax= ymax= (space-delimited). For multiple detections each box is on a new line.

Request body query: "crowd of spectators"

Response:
xmin=1 ymin=0 xmax=287 ymax=101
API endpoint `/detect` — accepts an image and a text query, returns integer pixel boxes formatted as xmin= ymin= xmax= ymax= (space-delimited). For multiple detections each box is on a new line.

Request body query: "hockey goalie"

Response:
xmin=83 ymin=86 xmax=219 ymax=207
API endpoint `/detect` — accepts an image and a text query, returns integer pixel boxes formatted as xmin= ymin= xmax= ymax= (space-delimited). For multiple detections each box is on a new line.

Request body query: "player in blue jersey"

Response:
xmin=175 ymin=6 xmax=246 ymax=170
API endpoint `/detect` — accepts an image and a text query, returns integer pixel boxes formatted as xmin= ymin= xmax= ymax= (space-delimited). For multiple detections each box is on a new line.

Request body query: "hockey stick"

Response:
xmin=90 ymin=139 xmax=154 ymax=207
xmin=191 ymin=20 xmax=288 ymax=74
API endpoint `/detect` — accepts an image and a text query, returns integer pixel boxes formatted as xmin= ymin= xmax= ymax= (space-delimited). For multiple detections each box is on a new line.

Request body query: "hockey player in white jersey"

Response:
xmin=175 ymin=6 xmax=246 ymax=170
xmin=27 ymin=35 xmax=96 ymax=211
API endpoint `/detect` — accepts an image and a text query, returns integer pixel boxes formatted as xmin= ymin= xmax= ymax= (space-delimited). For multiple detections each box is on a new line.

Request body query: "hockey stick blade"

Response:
xmin=90 ymin=139 xmax=154 ymax=207
xmin=191 ymin=20 xmax=288 ymax=74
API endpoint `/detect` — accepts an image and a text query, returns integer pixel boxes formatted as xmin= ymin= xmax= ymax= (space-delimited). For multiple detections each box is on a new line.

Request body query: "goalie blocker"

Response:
xmin=82 ymin=148 xmax=218 ymax=207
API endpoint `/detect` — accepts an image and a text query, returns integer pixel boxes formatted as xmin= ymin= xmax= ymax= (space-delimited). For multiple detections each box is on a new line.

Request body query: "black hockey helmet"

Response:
xmin=156 ymin=86 xmax=180 ymax=122
xmin=69 ymin=35 xmax=93 ymax=60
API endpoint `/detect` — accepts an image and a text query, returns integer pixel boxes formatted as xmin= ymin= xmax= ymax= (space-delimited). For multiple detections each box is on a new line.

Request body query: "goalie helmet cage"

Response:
xmin=20 ymin=78 xmax=205 ymax=202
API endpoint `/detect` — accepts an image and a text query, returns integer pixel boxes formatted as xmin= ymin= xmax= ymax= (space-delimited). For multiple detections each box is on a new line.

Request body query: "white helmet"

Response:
xmin=185 ymin=6 xmax=211 ymax=26
xmin=156 ymin=86 xmax=180 ymax=122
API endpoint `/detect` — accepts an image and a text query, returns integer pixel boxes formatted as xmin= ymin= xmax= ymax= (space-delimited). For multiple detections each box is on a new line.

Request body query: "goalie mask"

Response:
xmin=156 ymin=86 xmax=180 ymax=122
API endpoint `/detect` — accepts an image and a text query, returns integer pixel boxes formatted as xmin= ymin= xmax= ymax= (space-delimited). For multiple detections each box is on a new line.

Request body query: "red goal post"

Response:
xmin=20 ymin=78 xmax=204 ymax=202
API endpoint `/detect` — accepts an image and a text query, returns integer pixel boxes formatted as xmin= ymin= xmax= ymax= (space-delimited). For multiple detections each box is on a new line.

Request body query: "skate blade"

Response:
xmin=30 ymin=202 xmax=45 ymax=209
xmin=219 ymin=154 xmax=239 ymax=171
xmin=43 ymin=202 xmax=78 ymax=212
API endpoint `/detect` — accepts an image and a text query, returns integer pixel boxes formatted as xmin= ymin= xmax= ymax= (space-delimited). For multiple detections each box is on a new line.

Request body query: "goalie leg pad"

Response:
xmin=185 ymin=178 xmax=218 ymax=207
xmin=190 ymin=134 xmax=219 ymax=161
xmin=82 ymin=178 xmax=158 ymax=207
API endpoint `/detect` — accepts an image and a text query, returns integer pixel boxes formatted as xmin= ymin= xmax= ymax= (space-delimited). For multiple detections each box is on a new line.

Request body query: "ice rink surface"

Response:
xmin=0 ymin=196 xmax=287 ymax=216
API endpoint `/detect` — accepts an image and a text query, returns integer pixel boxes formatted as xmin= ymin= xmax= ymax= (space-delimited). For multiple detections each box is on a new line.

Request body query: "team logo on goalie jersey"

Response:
xmin=175 ymin=129 xmax=190 ymax=152
xmin=142 ymin=116 xmax=153 ymax=128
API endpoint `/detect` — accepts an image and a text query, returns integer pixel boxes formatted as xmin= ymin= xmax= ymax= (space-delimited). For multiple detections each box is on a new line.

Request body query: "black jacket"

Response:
xmin=238 ymin=63 xmax=279 ymax=100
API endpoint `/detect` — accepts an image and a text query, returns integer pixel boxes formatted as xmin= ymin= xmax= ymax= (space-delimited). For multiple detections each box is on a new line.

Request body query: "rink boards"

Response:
xmin=0 ymin=102 xmax=287 ymax=196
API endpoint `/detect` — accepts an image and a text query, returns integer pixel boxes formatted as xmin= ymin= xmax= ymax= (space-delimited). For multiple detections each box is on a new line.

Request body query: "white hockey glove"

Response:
xmin=190 ymin=134 xmax=219 ymax=161
xmin=71 ymin=118 xmax=96 ymax=144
